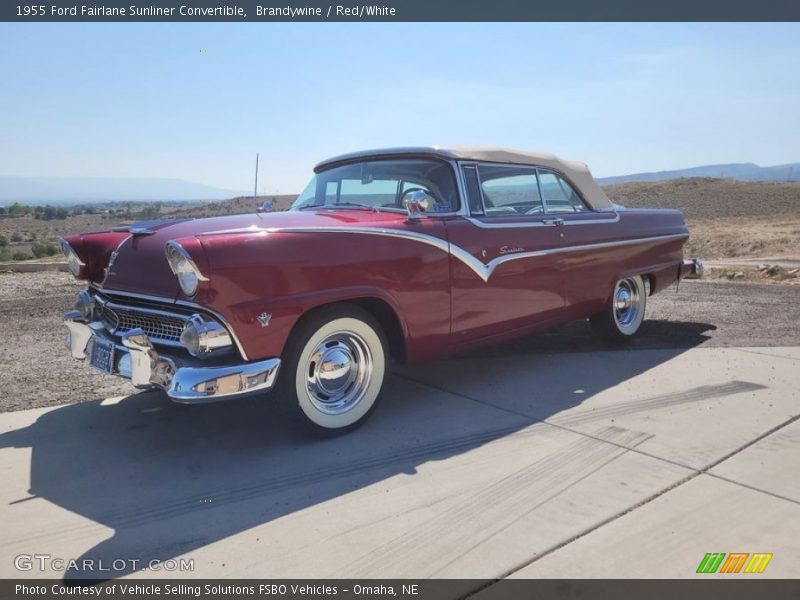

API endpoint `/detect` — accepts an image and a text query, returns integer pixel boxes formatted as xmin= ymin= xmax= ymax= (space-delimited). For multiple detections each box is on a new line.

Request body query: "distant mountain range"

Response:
xmin=1 ymin=162 xmax=798 ymax=206
xmin=0 ymin=176 xmax=247 ymax=205
xmin=597 ymin=162 xmax=800 ymax=186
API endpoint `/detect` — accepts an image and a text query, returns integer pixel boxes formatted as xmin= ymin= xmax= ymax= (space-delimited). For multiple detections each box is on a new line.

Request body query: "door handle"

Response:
xmin=543 ymin=217 xmax=565 ymax=226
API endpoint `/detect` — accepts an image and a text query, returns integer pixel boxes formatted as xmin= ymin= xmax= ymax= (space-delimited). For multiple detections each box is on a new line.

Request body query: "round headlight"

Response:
xmin=59 ymin=239 xmax=85 ymax=278
xmin=165 ymin=242 xmax=207 ymax=297
xmin=177 ymin=269 xmax=199 ymax=297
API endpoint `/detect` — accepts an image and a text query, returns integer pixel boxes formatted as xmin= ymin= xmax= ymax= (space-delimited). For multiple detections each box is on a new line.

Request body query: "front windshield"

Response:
xmin=291 ymin=159 xmax=459 ymax=213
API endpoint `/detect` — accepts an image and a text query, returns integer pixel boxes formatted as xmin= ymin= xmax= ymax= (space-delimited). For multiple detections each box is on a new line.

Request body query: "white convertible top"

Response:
xmin=314 ymin=146 xmax=614 ymax=211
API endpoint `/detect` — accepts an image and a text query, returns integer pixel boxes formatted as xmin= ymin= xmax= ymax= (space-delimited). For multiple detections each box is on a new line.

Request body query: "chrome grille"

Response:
xmin=96 ymin=300 xmax=189 ymax=345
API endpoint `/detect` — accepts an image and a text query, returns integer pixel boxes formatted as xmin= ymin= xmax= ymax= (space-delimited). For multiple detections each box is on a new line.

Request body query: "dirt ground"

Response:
xmin=1 ymin=271 xmax=797 ymax=413
xmin=684 ymin=213 xmax=800 ymax=260
xmin=604 ymin=177 xmax=800 ymax=219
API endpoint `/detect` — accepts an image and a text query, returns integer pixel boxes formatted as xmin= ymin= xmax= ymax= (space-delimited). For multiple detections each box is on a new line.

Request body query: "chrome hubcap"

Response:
xmin=614 ymin=278 xmax=642 ymax=330
xmin=305 ymin=331 xmax=373 ymax=415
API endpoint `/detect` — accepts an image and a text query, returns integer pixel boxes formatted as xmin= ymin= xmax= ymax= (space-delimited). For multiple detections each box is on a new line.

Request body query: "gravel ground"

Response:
xmin=1 ymin=271 xmax=798 ymax=413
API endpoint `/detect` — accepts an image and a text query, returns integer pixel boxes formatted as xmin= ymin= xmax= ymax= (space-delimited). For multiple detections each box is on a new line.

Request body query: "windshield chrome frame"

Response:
xmin=291 ymin=157 xmax=465 ymax=218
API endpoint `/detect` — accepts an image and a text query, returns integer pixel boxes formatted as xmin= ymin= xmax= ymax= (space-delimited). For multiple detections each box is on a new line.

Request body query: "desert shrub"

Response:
xmin=0 ymin=235 xmax=8 ymax=248
xmin=38 ymin=206 xmax=70 ymax=220
xmin=10 ymin=232 xmax=22 ymax=242
xmin=12 ymin=252 xmax=31 ymax=261
xmin=31 ymin=242 xmax=59 ymax=258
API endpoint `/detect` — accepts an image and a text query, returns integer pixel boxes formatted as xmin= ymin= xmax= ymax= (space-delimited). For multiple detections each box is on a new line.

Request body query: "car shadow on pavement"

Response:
xmin=0 ymin=320 xmax=716 ymax=581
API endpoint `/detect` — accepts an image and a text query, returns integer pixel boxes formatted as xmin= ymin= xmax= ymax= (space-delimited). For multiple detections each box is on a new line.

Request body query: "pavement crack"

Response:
xmin=467 ymin=411 xmax=800 ymax=595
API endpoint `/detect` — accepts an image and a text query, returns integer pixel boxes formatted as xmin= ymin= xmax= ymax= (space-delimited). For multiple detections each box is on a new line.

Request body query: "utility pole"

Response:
xmin=253 ymin=152 xmax=259 ymax=211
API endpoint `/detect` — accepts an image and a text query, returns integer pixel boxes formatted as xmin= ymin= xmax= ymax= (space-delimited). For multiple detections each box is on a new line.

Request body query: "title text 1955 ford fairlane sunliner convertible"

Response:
xmin=60 ymin=147 xmax=702 ymax=434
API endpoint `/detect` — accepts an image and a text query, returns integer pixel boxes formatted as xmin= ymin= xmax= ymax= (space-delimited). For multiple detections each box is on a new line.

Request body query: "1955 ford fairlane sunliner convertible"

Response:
xmin=60 ymin=147 xmax=702 ymax=433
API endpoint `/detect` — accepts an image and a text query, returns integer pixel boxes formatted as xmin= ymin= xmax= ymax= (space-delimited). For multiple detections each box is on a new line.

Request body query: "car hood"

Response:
xmin=93 ymin=210 xmax=408 ymax=299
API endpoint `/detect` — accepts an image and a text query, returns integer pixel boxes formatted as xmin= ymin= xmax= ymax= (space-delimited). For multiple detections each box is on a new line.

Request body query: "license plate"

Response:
xmin=89 ymin=337 xmax=116 ymax=374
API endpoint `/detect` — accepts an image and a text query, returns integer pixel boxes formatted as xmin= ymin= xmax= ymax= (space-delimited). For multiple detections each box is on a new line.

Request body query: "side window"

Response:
xmin=461 ymin=166 xmax=484 ymax=215
xmin=478 ymin=165 xmax=544 ymax=217
xmin=538 ymin=171 xmax=589 ymax=213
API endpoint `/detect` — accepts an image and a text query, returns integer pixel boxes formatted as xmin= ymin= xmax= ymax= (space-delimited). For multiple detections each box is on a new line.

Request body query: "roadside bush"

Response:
xmin=31 ymin=242 xmax=59 ymax=258
xmin=0 ymin=235 xmax=8 ymax=248
xmin=10 ymin=232 xmax=22 ymax=242
xmin=12 ymin=252 xmax=31 ymax=261
xmin=36 ymin=206 xmax=70 ymax=220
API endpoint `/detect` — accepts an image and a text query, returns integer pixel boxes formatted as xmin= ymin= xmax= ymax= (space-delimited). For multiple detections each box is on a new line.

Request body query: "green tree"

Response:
xmin=9 ymin=202 xmax=27 ymax=216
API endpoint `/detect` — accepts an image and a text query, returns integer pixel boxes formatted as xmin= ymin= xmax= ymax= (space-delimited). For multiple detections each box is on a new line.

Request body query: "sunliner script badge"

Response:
xmin=499 ymin=246 xmax=524 ymax=254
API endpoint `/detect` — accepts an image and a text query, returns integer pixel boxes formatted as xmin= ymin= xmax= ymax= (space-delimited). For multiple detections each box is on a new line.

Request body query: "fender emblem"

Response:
xmin=257 ymin=312 xmax=272 ymax=327
xmin=499 ymin=245 xmax=524 ymax=254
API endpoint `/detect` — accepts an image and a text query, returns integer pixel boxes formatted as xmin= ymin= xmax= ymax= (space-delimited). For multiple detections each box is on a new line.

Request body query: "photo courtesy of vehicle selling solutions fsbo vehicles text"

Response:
xmin=0 ymin=2 xmax=798 ymax=599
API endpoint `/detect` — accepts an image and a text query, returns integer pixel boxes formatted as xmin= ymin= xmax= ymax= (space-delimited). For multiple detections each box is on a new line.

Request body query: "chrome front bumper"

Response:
xmin=64 ymin=311 xmax=280 ymax=403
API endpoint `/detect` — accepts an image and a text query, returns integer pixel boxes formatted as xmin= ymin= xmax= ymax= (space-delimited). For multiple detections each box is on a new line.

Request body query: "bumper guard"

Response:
xmin=680 ymin=258 xmax=704 ymax=280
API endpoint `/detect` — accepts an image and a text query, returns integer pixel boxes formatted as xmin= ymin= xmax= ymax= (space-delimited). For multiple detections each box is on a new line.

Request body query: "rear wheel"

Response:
xmin=590 ymin=275 xmax=647 ymax=343
xmin=279 ymin=305 xmax=387 ymax=435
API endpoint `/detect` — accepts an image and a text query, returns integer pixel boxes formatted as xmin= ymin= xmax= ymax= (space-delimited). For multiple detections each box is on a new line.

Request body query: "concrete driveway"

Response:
xmin=1 ymin=342 xmax=798 ymax=584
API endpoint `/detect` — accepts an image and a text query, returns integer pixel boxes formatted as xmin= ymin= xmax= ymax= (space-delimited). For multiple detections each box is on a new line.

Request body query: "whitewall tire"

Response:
xmin=590 ymin=275 xmax=648 ymax=343
xmin=279 ymin=305 xmax=387 ymax=434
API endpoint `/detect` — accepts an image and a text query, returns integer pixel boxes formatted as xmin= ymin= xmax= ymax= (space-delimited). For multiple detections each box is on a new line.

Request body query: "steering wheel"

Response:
xmin=525 ymin=205 xmax=545 ymax=215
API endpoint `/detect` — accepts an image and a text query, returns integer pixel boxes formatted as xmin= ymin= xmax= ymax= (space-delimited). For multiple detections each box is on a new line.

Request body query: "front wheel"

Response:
xmin=278 ymin=305 xmax=387 ymax=435
xmin=590 ymin=275 xmax=648 ymax=343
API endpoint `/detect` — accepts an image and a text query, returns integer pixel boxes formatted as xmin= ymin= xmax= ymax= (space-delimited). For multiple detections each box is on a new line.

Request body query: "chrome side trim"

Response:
xmin=461 ymin=233 xmax=689 ymax=283
xmin=196 ymin=225 xmax=687 ymax=284
xmin=463 ymin=213 xmax=621 ymax=229
xmin=198 ymin=224 xmax=453 ymax=253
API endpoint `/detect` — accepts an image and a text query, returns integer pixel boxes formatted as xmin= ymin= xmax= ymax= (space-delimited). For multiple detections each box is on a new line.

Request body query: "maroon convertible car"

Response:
xmin=60 ymin=147 xmax=702 ymax=433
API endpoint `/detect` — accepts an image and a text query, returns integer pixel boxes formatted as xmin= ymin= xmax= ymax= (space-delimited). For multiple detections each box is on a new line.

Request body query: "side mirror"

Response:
xmin=257 ymin=199 xmax=273 ymax=213
xmin=401 ymin=189 xmax=435 ymax=219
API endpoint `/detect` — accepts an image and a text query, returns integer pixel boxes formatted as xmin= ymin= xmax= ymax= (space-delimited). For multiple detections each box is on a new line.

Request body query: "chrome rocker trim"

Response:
xmin=64 ymin=312 xmax=280 ymax=403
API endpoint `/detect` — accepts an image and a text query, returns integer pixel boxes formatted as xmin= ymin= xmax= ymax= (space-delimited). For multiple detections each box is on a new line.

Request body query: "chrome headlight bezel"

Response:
xmin=165 ymin=241 xmax=208 ymax=297
xmin=59 ymin=238 xmax=86 ymax=279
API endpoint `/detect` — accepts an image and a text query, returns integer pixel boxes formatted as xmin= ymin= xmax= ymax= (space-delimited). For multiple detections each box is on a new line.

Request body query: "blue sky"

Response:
xmin=1 ymin=23 xmax=798 ymax=193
